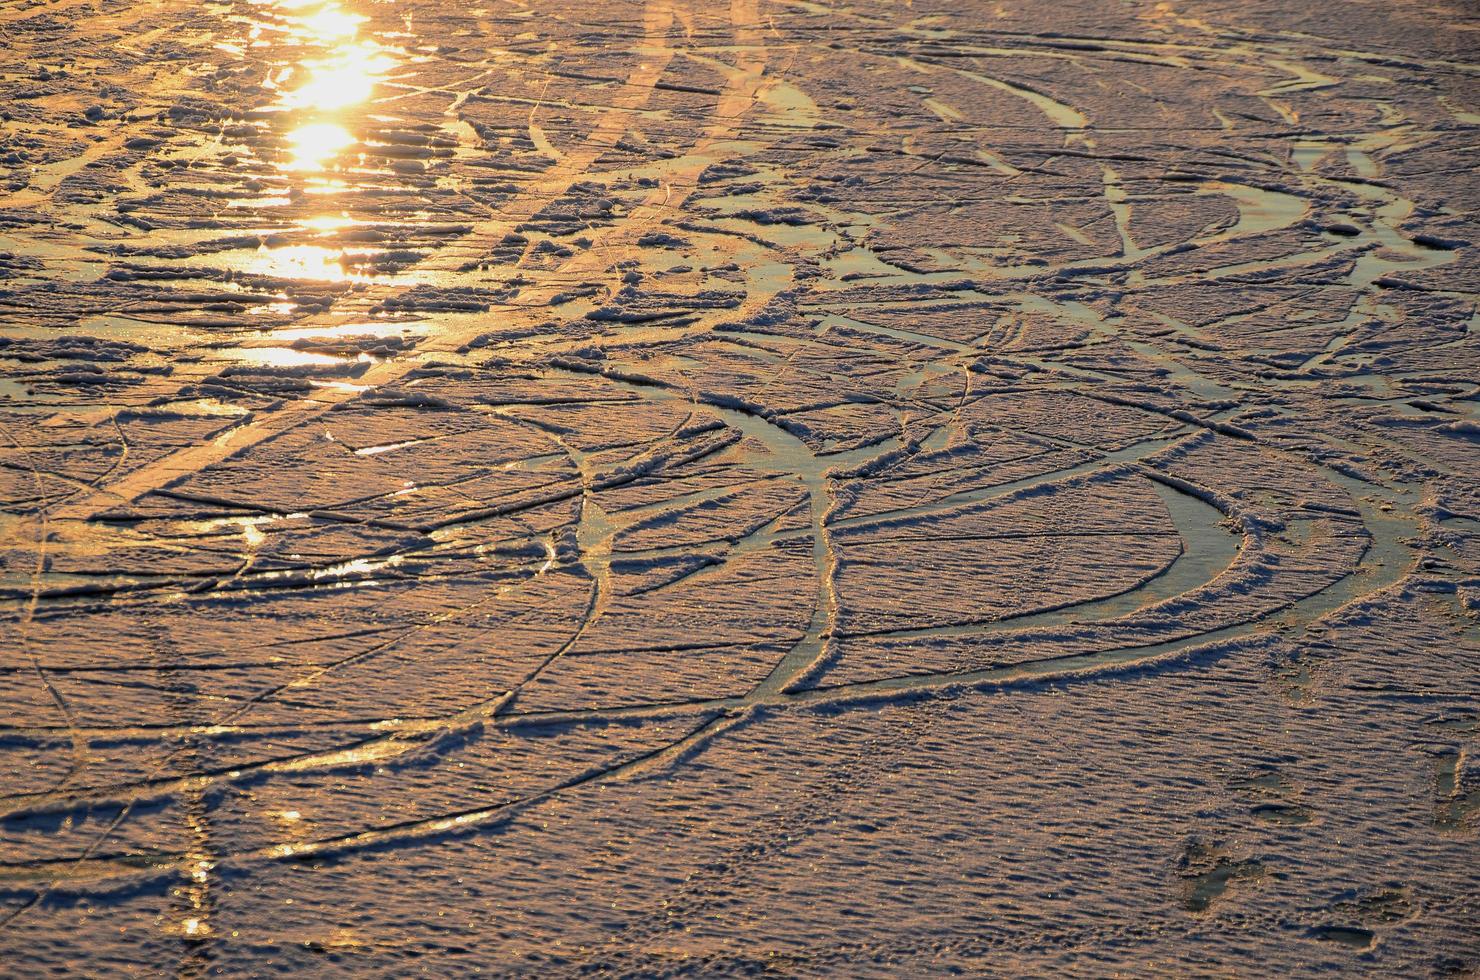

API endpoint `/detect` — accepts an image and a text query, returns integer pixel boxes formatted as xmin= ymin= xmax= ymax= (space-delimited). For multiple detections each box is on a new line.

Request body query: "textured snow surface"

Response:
xmin=1 ymin=0 xmax=1478 ymax=973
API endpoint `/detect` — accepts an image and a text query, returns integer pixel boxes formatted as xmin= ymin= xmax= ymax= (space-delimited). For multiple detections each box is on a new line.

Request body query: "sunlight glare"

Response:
xmin=284 ymin=122 xmax=355 ymax=171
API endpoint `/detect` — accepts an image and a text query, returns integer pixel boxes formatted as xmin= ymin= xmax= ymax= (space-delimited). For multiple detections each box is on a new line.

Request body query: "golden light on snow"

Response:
xmin=292 ymin=3 xmax=364 ymax=40
xmin=302 ymin=177 xmax=351 ymax=194
xmin=217 ymin=345 xmax=352 ymax=368
xmin=277 ymin=44 xmax=396 ymax=112
xmin=299 ymin=213 xmax=356 ymax=231
xmin=269 ymin=321 xmax=422 ymax=341
xmin=283 ymin=122 xmax=355 ymax=170
xmin=11 ymin=0 xmax=1477 ymax=971
xmin=229 ymin=241 xmax=416 ymax=286
xmin=245 ymin=242 xmax=354 ymax=279
xmin=264 ymin=1 xmax=398 ymax=174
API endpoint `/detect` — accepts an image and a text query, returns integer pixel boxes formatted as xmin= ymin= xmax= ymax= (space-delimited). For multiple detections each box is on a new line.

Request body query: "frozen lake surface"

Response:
xmin=0 ymin=0 xmax=1477 ymax=973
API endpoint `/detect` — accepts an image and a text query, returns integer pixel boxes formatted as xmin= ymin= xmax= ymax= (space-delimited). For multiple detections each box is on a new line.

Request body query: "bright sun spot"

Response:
xmin=244 ymin=243 xmax=352 ymax=281
xmin=277 ymin=45 xmax=397 ymax=112
xmin=284 ymin=122 xmax=355 ymax=170
xmin=300 ymin=213 xmax=356 ymax=231
xmin=294 ymin=4 xmax=364 ymax=40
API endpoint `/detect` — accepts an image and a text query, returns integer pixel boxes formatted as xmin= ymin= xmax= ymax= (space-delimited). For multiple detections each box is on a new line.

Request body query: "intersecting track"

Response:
xmin=0 ymin=0 xmax=1477 ymax=971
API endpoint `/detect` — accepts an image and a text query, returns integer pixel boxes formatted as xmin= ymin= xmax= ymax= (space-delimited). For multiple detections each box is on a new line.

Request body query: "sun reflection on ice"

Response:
xmin=269 ymin=321 xmax=426 ymax=340
xmin=243 ymin=242 xmax=352 ymax=280
xmin=283 ymin=122 xmax=355 ymax=171
xmin=293 ymin=4 xmax=363 ymax=39
xmin=259 ymin=0 xmax=400 ymax=174
xmin=213 ymin=2 xmax=426 ymax=362
xmin=277 ymin=44 xmax=397 ymax=112
xmin=298 ymin=213 xmax=357 ymax=231
xmin=216 ymin=345 xmax=362 ymax=368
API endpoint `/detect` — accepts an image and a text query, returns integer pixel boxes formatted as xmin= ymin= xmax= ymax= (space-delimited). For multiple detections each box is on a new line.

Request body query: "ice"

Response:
xmin=0 ymin=0 xmax=1477 ymax=973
